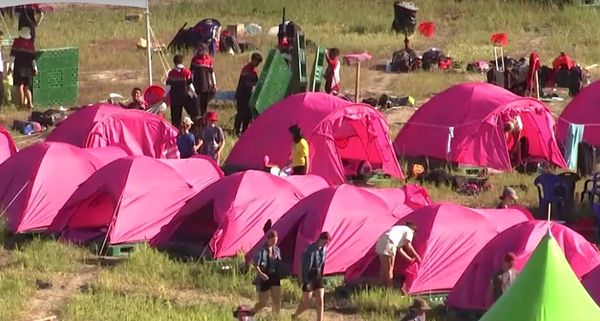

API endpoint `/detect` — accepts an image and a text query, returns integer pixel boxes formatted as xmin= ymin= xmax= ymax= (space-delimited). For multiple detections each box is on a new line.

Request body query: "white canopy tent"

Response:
xmin=0 ymin=0 xmax=155 ymax=85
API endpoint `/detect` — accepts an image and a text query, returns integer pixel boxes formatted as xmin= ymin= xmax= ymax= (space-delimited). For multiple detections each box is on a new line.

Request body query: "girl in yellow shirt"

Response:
xmin=289 ymin=125 xmax=309 ymax=175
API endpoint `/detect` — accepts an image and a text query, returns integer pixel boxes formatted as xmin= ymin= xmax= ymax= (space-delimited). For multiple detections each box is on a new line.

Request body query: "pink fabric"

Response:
xmin=225 ymin=93 xmax=403 ymax=185
xmin=158 ymin=158 xmax=224 ymax=190
xmin=246 ymin=184 xmax=400 ymax=275
xmin=556 ymin=80 xmax=600 ymax=146
xmin=364 ymin=184 xmax=432 ymax=218
xmin=343 ymin=52 xmax=373 ymax=64
xmin=279 ymin=175 xmax=330 ymax=197
xmin=83 ymin=146 xmax=130 ymax=163
xmin=0 ymin=125 xmax=18 ymax=165
xmin=394 ymin=83 xmax=567 ymax=170
xmin=152 ymin=170 xmax=328 ymax=258
xmin=448 ymin=221 xmax=600 ymax=311
xmin=46 ymin=104 xmax=179 ymax=159
xmin=0 ymin=142 xmax=122 ymax=233
xmin=49 ymin=156 xmax=196 ymax=245
xmin=583 ymin=264 xmax=600 ymax=305
xmin=344 ymin=203 xmax=533 ymax=293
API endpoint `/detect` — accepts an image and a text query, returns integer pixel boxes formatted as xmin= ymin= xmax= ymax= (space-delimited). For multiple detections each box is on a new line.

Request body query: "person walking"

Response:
xmin=8 ymin=27 xmax=37 ymax=109
xmin=234 ymin=52 xmax=263 ymax=136
xmin=250 ymin=230 xmax=282 ymax=316
xmin=190 ymin=43 xmax=216 ymax=117
xmin=375 ymin=222 xmax=421 ymax=287
xmin=197 ymin=111 xmax=225 ymax=163
xmin=166 ymin=54 xmax=198 ymax=127
xmin=289 ymin=125 xmax=309 ymax=175
xmin=292 ymin=232 xmax=330 ymax=321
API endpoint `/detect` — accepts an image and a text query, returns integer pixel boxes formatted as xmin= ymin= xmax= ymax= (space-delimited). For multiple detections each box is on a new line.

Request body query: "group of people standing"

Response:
xmin=0 ymin=5 xmax=44 ymax=109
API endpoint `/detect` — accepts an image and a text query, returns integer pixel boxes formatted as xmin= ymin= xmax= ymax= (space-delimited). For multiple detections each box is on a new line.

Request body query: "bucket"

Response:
xmin=143 ymin=85 xmax=166 ymax=106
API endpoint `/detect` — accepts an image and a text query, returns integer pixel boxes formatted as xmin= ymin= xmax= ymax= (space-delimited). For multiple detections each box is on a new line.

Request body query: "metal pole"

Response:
xmin=145 ymin=3 xmax=153 ymax=85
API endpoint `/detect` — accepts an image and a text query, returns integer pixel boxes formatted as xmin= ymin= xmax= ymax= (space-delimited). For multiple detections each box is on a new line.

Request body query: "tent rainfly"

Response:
xmin=0 ymin=0 xmax=154 ymax=85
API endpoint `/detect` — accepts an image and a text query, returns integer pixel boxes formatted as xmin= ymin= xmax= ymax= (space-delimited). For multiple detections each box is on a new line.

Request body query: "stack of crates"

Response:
xmin=250 ymin=48 xmax=293 ymax=115
xmin=33 ymin=47 xmax=79 ymax=107
xmin=310 ymin=46 xmax=326 ymax=92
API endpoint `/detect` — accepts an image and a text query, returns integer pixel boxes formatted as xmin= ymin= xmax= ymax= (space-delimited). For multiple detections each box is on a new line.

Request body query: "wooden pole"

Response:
xmin=354 ymin=62 xmax=361 ymax=103
xmin=535 ymin=71 xmax=540 ymax=99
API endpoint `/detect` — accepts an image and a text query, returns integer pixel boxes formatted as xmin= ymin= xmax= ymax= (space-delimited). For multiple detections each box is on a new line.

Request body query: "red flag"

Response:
xmin=418 ymin=22 xmax=436 ymax=38
xmin=491 ymin=33 xmax=508 ymax=46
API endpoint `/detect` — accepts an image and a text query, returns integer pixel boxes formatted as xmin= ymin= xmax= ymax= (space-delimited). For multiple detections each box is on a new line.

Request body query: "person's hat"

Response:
xmin=504 ymin=252 xmax=516 ymax=263
xmin=205 ymin=111 xmax=218 ymax=122
xmin=182 ymin=116 xmax=194 ymax=126
xmin=410 ymin=298 xmax=431 ymax=311
xmin=500 ymin=186 xmax=519 ymax=200
xmin=233 ymin=305 xmax=254 ymax=317
xmin=18 ymin=27 xmax=32 ymax=40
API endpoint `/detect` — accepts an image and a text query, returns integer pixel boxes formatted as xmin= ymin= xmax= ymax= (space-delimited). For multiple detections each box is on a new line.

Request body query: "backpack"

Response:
xmin=390 ymin=49 xmax=420 ymax=73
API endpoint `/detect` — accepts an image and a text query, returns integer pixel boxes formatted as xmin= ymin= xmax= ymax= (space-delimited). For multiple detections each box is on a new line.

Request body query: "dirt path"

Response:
xmin=21 ymin=266 xmax=99 ymax=321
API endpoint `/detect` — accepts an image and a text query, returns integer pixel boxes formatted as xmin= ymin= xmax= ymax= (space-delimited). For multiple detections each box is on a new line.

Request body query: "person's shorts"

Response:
xmin=301 ymin=278 xmax=324 ymax=292
xmin=292 ymin=166 xmax=307 ymax=175
xmin=257 ymin=274 xmax=281 ymax=292
xmin=375 ymin=235 xmax=397 ymax=257
xmin=14 ymin=73 xmax=32 ymax=88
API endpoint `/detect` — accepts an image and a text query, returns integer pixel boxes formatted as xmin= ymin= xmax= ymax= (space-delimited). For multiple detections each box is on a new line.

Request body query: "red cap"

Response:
xmin=205 ymin=111 xmax=218 ymax=122
xmin=504 ymin=252 xmax=516 ymax=262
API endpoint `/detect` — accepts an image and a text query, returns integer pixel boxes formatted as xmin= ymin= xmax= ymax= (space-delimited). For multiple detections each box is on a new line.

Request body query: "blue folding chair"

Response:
xmin=534 ymin=173 xmax=568 ymax=219
xmin=581 ymin=172 xmax=600 ymax=205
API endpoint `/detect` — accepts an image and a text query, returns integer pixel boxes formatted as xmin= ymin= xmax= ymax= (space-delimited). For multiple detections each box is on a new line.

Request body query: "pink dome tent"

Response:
xmin=364 ymin=184 xmax=432 ymax=218
xmin=225 ymin=93 xmax=403 ymax=185
xmin=0 ymin=142 xmax=128 ymax=234
xmin=345 ymin=203 xmax=534 ymax=294
xmin=158 ymin=157 xmax=224 ymax=191
xmin=246 ymin=184 xmax=401 ymax=276
xmin=394 ymin=83 xmax=566 ymax=171
xmin=556 ymin=80 xmax=600 ymax=147
xmin=152 ymin=170 xmax=329 ymax=258
xmin=448 ymin=221 xmax=600 ymax=311
xmin=48 ymin=156 xmax=206 ymax=245
xmin=583 ymin=264 xmax=600 ymax=305
xmin=0 ymin=125 xmax=17 ymax=164
xmin=46 ymin=104 xmax=179 ymax=158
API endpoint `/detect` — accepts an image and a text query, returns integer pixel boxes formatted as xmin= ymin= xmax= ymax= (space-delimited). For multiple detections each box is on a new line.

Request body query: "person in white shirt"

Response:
xmin=375 ymin=222 xmax=421 ymax=287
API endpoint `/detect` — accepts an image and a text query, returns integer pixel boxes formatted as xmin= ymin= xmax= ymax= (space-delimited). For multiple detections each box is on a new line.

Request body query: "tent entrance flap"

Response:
xmin=334 ymin=119 xmax=384 ymax=177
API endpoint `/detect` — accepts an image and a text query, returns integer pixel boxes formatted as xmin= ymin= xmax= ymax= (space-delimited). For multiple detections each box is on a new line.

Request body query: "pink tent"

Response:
xmin=49 ymin=156 xmax=197 ymax=245
xmin=46 ymin=104 xmax=179 ymax=158
xmin=448 ymin=221 xmax=600 ymax=311
xmin=364 ymin=184 xmax=432 ymax=218
xmin=225 ymin=93 xmax=403 ymax=185
xmin=583 ymin=264 xmax=600 ymax=305
xmin=394 ymin=83 xmax=567 ymax=170
xmin=344 ymin=203 xmax=533 ymax=293
xmin=0 ymin=125 xmax=18 ymax=164
xmin=556 ymin=80 xmax=600 ymax=146
xmin=0 ymin=142 xmax=128 ymax=233
xmin=152 ymin=170 xmax=329 ymax=258
xmin=158 ymin=157 xmax=224 ymax=191
xmin=246 ymin=184 xmax=400 ymax=275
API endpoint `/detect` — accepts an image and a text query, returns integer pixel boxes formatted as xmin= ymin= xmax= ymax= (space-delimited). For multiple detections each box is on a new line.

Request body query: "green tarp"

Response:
xmin=480 ymin=233 xmax=600 ymax=321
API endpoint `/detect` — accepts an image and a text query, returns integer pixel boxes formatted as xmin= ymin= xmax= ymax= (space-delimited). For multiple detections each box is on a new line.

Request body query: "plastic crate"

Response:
xmin=249 ymin=49 xmax=293 ymax=115
xmin=290 ymin=32 xmax=307 ymax=93
xmin=32 ymin=47 xmax=79 ymax=107
xmin=310 ymin=46 xmax=325 ymax=92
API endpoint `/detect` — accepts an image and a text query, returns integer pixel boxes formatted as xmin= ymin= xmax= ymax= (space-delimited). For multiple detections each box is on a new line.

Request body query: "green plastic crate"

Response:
xmin=32 ymin=47 xmax=79 ymax=107
xmin=290 ymin=33 xmax=307 ymax=94
xmin=250 ymin=49 xmax=293 ymax=115
xmin=310 ymin=46 xmax=325 ymax=92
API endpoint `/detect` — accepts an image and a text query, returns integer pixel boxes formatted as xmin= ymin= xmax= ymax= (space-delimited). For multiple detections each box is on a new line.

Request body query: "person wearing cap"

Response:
xmin=234 ymin=52 xmax=263 ymax=136
xmin=289 ymin=125 xmax=309 ymax=175
xmin=8 ymin=27 xmax=37 ymax=109
xmin=233 ymin=305 xmax=254 ymax=321
xmin=190 ymin=43 xmax=216 ymax=117
xmin=177 ymin=116 xmax=201 ymax=159
xmin=250 ymin=230 xmax=282 ymax=316
xmin=119 ymin=87 xmax=147 ymax=110
xmin=490 ymin=252 xmax=518 ymax=304
xmin=375 ymin=222 xmax=422 ymax=288
xmin=400 ymin=298 xmax=431 ymax=321
xmin=197 ymin=111 xmax=225 ymax=163
xmin=292 ymin=232 xmax=330 ymax=321
xmin=166 ymin=54 xmax=199 ymax=128
xmin=497 ymin=186 xmax=519 ymax=209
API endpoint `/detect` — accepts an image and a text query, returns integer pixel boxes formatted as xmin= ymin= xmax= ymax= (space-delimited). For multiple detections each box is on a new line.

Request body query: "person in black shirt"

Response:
xmin=234 ymin=52 xmax=263 ymax=136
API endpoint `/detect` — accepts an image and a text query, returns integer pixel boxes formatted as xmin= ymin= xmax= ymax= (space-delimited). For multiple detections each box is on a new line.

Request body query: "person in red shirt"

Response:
xmin=234 ymin=52 xmax=263 ymax=136
xmin=119 ymin=87 xmax=147 ymax=110
xmin=552 ymin=52 xmax=576 ymax=71
xmin=166 ymin=54 xmax=198 ymax=128
xmin=190 ymin=43 xmax=216 ymax=117
xmin=324 ymin=48 xmax=341 ymax=95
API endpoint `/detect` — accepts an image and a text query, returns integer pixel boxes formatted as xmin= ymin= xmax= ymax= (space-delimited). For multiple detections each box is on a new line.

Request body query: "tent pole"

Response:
xmin=144 ymin=3 xmax=153 ymax=85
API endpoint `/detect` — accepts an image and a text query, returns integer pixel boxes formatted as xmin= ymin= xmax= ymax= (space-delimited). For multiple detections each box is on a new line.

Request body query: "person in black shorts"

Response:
xmin=250 ymin=230 xmax=282 ymax=316
xmin=9 ymin=27 xmax=37 ymax=109
xmin=292 ymin=232 xmax=330 ymax=321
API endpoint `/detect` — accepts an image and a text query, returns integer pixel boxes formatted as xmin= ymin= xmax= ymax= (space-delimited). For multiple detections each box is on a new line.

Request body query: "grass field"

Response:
xmin=1 ymin=0 xmax=600 ymax=320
